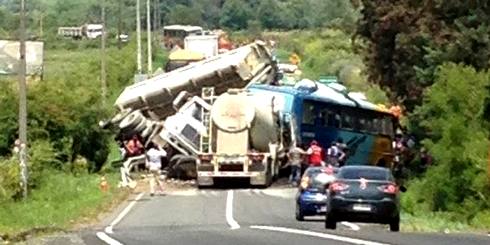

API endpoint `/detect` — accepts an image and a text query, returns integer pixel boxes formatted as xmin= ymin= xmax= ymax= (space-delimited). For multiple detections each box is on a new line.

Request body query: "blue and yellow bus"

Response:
xmin=248 ymin=79 xmax=397 ymax=167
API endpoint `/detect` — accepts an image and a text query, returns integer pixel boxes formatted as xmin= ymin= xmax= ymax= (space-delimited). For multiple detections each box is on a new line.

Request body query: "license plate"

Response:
xmin=352 ymin=204 xmax=371 ymax=212
xmin=319 ymin=206 xmax=327 ymax=212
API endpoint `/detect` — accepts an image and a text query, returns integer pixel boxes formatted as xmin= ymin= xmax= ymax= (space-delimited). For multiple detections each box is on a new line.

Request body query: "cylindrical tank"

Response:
xmin=211 ymin=90 xmax=279 ymax=152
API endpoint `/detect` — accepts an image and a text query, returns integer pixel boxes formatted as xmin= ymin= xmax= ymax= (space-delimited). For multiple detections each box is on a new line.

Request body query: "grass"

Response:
xmin=401 ymin=211 xmax=490 ymax=233
xmin=0 ymin=171 xmax=128 ymax=240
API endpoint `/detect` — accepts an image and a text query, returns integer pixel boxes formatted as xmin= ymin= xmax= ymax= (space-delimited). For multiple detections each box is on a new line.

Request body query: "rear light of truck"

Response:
xmin=198 ymin=153 xmax=213 ymax=162
xmin=377 ymin=183 xmax=398 ymax=194
xmin=329 ymin=181 xmax=349 ymax=192
xmin=247 ymin=152 xmax=265 ymax=162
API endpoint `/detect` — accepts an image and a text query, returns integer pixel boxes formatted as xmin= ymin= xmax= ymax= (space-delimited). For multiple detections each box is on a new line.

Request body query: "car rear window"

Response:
xmin=339 ymin=168 xmax=391 ymax=181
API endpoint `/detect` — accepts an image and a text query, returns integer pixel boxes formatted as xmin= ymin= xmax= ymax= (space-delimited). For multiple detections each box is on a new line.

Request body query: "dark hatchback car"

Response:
xmin=325 ymin=166 xmax=404 ymax=231
xmin=295 ymin=166 xmax=338 ymax=221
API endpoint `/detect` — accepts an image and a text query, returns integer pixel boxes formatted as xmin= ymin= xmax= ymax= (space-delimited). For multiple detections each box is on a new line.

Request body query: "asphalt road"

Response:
xmin=79 ymin=184 xmax=490 ymax=245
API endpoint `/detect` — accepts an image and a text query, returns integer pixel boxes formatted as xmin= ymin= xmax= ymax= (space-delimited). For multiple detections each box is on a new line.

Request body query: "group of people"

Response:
xmin=117 ymin=134 xmax=168 ymax=196
xmin=287 ymin=139 xmax=348 ymax=186
xmin=393 ymin=132 xmax=433 ymax=176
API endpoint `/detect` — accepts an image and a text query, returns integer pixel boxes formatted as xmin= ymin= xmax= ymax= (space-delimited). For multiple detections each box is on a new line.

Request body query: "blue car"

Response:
xmin=295 ymin=166 xmax=338 ymax=221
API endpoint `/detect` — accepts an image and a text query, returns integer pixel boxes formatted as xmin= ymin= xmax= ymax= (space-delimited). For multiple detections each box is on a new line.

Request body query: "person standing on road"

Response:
xmin=326 ymin=141 xmax=339 ymax=166
xmin=306 ymin=140 xmax=324 ymax=167
xmin=288 ymin=145 xmax=306 ymax=186
xmin=145 ymin=143 xmax=167 ymax=196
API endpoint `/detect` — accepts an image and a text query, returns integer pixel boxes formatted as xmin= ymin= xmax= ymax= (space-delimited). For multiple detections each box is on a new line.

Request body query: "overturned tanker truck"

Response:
xmin=103 ymin=41 xmax=291 ymax=187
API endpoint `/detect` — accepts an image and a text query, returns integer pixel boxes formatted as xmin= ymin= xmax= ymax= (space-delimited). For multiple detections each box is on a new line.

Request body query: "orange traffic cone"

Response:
xmin=100 ymin=176 xmax=109 ymax=192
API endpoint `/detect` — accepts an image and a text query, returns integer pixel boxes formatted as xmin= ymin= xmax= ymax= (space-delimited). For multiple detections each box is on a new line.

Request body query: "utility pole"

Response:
xmin=146 ymin=0 xmax=152 ymax=75
xmin=153 ymin=0 xmax=158 ymax=31
xmin=101 ymin=0 xmax=107 ymax=104
xmin=117 ymin=0 xmax=122 ymax=49
xmin=18 ymin=0 xmax=29 ymax=200
xmin=39 ymin=14 xmax=43 ymax=39
xmin=136 ymin=0 xmax=142 ymax=74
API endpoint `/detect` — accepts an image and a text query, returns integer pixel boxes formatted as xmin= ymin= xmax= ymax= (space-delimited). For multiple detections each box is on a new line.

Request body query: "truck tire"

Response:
xmin=110 ymin=109 xmax=132 ymax=124
xmin=119 ymin=111 xmax=144 ymax=131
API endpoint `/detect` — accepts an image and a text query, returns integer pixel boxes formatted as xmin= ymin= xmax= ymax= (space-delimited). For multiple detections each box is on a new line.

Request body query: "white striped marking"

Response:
xmin=105 ymin=192 xmax=145 ymax=234
xmin=250 ymin=226 xmax=390 ymax=245
xmin=226 ymin=190 xmax=240 ymax=230
xmin=341 ymin=222 xmax=361 ymax=231
xmin=96 ymin=192 xmax=145 ymax=245
xmin=96 ymin=232 xmax=123 ymax=245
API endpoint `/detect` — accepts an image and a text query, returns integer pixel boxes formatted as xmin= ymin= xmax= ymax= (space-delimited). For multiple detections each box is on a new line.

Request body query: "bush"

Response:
xmin=403 ymin=63 xmax=490 ymax=225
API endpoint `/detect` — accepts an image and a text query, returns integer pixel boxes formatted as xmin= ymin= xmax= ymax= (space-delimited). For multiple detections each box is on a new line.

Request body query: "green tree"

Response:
xmin=403 ymin=64 xmax=490 ymax=221
xmin=256 ymin=0 xmax=281 ymax=29
xmin=355 ymin=0 xmax=490 ymax=111
xmin=166 ymin=4 xmax=203 ymax=26
xmin=219 ymin=0 xmax=252 ymax=30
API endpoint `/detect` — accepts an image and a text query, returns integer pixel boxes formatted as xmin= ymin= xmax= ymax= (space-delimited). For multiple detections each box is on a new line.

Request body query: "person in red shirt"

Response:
xmin=306 ymin=140 xmax=325 ymax=167
xmin=125 ymin=135 xmax=144 ymax=157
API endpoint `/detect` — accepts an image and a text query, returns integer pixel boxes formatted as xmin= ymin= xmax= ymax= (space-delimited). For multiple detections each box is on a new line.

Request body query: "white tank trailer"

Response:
xmin=196 ymin=89 xmax=289 ymax=187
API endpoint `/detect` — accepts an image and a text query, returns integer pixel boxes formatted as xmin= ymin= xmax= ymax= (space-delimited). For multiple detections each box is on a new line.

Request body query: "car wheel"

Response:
xmin=295 ymin=204 xmax=304 ymax=221
xmin=389 ymin=215 xmax=400 ymax=232
xmin=325 ymin=213 xmax=336 ymax=229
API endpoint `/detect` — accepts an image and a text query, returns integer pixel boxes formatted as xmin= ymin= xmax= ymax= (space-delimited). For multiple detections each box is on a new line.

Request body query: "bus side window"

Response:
xmin=334 ymin=113 xmax=341 ymax=128
xmin=372 ymin=118 xmax=380 ymax=134
xmin=358 ymin=117 xmax=367 ymax=132
xmin=302 ymin=103 xmax=315 ymax=125
xmin=342 ymin=113 xmax=353 ymax=129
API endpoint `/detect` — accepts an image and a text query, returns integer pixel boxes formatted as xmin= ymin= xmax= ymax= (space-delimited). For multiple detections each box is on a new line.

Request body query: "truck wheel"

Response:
xmin=119 ymin=111 xmax=144 ymax=131
xmin=110 ymin=109 xmax=131 ymax=124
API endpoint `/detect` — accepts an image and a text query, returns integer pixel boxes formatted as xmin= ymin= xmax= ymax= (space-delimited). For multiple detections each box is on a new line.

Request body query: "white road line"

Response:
xmin=341 ymin=222 xmax=361 ymax=231
xmin=105 ymin=192 xmax=145 ymax=234
xmin=250 ymin=226 xmax=390 ymax=245
xmin=226 ymin=190 xmax=240 ymax=230
xmin=96 ymin=232 xmax=123 ymax=245
xmin=97 ymin=192 xmax=145 ymax=245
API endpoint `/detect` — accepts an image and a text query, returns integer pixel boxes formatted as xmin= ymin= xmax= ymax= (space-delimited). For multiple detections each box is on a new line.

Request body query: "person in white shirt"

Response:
xmin=145 ymin=143 xmax=167 ymax=196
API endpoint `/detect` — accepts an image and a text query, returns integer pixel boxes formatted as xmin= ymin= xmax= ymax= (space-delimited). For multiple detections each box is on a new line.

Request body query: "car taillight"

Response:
xmin=300 ymin=176 xmax=310 ymax=190
xmin=329 ymin=181 xmax=349 ymax=192
xmin=247 ymin=152 xmax=265 ymax=162
xmin=198 ymin=154 xmax=213 ymax=162
xmin=378 ymin=183 xmax=398 ymax=194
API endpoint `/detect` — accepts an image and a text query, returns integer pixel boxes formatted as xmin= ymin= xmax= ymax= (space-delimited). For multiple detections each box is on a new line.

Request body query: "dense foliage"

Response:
xmin=355 ymin=0 xmax=490 ymax=111
xmin=0 ymin=40 xmax=137 ymax=201
xmin=402 ymin=64 xmax=490 ymax=228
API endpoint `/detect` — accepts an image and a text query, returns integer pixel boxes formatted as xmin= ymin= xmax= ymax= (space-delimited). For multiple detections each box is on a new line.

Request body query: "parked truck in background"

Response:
xmin=57 ymin=24 xmax=103 ymax=40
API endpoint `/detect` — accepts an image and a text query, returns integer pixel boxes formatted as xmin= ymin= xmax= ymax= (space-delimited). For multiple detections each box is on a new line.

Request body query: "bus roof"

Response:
xmin=163 ymin=25 xmax=203 ymax=32
xmin=248 ymin=81 xmax=393 ymax=116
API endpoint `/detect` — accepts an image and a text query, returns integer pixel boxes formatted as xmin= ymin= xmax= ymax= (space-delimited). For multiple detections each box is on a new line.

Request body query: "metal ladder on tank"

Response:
xmin=200 ymin=87 xmax=215 ymax=153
